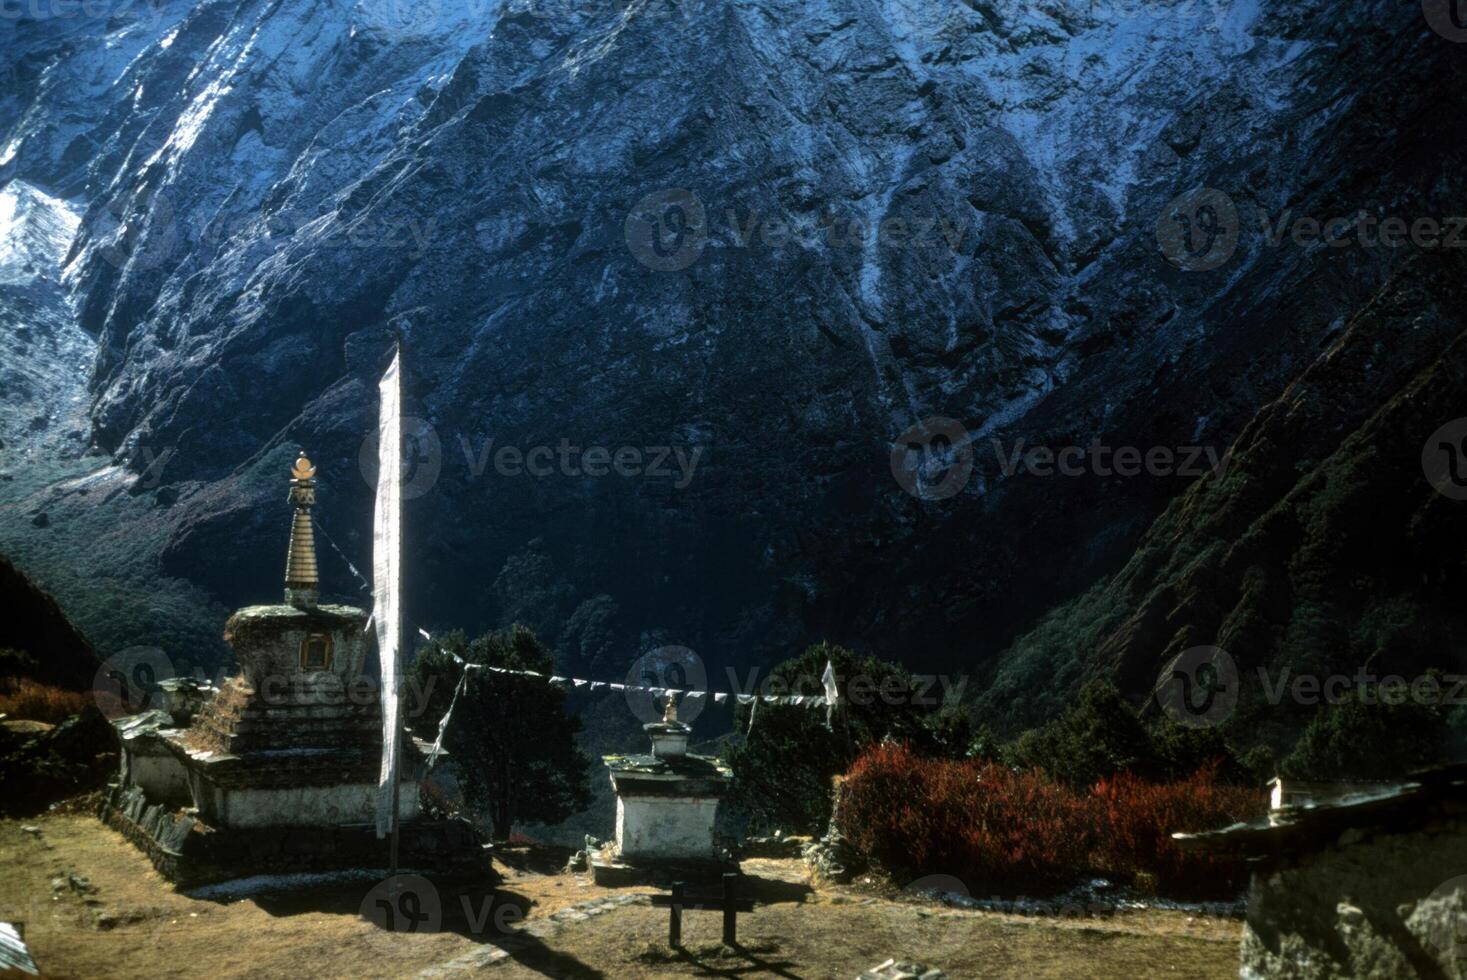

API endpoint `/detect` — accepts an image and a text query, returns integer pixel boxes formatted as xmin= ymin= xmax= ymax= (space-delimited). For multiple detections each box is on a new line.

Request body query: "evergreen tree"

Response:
xmin=1002 ymin=679 xmax=1265 ymax=787
xmin=1282 ymin=682 xmax=1448 ymax=780
xmin=1004 ymin=680 xmax=1160 ymax=788
xmin=727 ymin=642 xmax=928 ymax=834
xmin=409 ymin=624 xmax=592 ymax=840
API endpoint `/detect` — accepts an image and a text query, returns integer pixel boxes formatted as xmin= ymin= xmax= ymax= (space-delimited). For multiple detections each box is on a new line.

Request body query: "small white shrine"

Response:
xmin=592 ymin=699 xmax=733 ymax=884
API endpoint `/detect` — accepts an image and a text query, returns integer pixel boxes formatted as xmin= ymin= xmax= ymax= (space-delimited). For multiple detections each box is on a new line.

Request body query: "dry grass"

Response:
xmin=0 ymin=812 xmax=1244 ymax=980
xmin=180 ymin=677 xmax=250 ymax=754
xmin=0 ymin=678 xmax=91 ymax=724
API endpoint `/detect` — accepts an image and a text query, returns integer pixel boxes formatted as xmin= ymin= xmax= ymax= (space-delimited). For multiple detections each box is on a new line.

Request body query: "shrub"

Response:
xmin=840 ymin=742 xmax=1097 ymax=895
xmin=0 ymin=678 xmax=91 ymax=724
xmin=839 ymin=743 xmax=1267 ymax=899
xmin=1091 ymin=765 xmax=1267 ymax=897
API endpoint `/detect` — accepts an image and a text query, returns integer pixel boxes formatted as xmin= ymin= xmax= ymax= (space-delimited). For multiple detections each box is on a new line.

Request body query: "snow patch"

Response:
xmin=0 ymin=181 xmax=82 ymax=284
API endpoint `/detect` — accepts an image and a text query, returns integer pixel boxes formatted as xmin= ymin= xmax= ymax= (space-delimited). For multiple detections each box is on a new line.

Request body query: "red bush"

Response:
xmin=1091 ymin=764 xmax=1266 ymax=897
xmin=838 ymin=744 xmax=1265 ymax=899
xmin=0 ymin=678 xmax=91 ymax=724
xmin=841 ymin=742 xmax=1096 ymax=894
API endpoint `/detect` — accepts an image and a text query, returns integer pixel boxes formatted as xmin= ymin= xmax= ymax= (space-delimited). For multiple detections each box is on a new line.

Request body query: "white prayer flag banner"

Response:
xmin=373 ymin=349 xmax=403 ymax=839
xmin=426 ymin=671 xmax=468 ymax=770
xmin=822 ymin=659 xmax=839 ymax=727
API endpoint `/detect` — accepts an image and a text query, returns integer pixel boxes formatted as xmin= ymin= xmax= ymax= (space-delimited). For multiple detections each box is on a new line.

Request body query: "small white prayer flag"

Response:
xmin=822 ymin=659 xmax=839 ymax=728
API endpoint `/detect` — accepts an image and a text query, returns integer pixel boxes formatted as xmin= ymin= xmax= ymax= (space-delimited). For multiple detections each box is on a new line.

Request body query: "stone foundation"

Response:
xmin=98 ymin=783 xmax=489 ymax=889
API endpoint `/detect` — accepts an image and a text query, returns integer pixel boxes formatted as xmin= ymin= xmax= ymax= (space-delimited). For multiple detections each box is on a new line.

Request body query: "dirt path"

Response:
xmin=0 ymin=811 xmax=1242 ymax=979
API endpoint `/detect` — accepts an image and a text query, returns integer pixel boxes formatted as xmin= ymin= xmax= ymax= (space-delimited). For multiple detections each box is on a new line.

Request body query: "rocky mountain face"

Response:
xmin=1 ymin=0 xmax=1465 ymax=706
xmin=0 ymin=180 xmax=87 ymax=459
xmin=979 ymin=249 xmax=1467 ymax=745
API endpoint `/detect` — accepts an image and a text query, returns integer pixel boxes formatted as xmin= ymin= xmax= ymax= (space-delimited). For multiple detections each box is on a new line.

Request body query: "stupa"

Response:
xmin=591 ymin=696 xmax=734 ymax=885
xmin=99 ymin=452 xmax=487 ymax=886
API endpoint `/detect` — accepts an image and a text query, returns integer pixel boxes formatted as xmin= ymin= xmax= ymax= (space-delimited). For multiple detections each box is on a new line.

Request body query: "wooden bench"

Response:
xmin=650 ymin=874 xmax=755 ymax=946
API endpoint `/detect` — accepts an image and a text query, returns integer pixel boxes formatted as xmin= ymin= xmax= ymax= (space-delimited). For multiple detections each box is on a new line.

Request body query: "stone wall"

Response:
xmin=1240 ymin=808 xmax=1467 ymax=978
xmin=126 ymin=747 xmax=192 ymax=808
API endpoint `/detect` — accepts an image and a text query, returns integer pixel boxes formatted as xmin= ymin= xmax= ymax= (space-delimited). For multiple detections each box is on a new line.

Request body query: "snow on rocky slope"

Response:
xmin=1 ymin=0 xmax=1464 ymax=680
xmin=0 ymin=179 xmax=88 ymax=457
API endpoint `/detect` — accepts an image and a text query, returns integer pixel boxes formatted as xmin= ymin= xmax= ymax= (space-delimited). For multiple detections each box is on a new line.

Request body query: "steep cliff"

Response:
xmin=981 ymin=249 xmax=1467 ymax=748
xmin=1 ymin=0 xmax=1464 ymax=692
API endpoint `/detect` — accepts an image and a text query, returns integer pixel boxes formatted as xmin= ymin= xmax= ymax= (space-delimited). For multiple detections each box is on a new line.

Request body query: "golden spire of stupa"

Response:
xmin=284 ymin=450 xmax=319 ymax=608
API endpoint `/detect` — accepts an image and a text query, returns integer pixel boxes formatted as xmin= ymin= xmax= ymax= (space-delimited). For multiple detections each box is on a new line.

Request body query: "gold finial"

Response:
xmin=292 ymin=452 xmax=317 ymax=481
xmin=662 ymin=693 xmax=678 ymax=724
